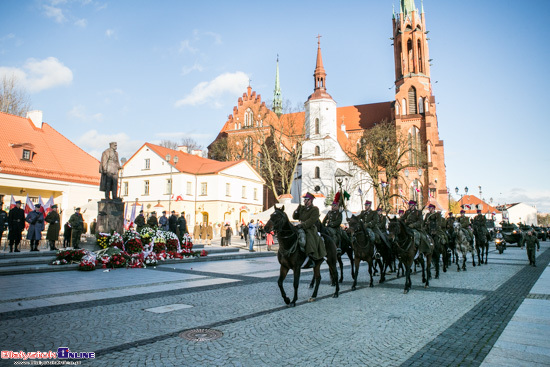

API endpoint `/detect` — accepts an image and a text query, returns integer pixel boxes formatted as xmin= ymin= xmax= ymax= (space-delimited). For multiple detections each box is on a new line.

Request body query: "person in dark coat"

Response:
xmin=147 ymin=211 xmax=158 ymax=228
xmin=26 ymin=203 xmax=45 ymax=251
xmin=8 ymin=200 xmax=25 ymax=252
xmin=169 ymin=211 xmax=178 ymax=234
xmin=134 ymin=210 xmax=145 ymax=233
xmin=90 ymin=218 xmax=97 ymax=235
xmin=63 ymin=222 xmax=72 ymax=248
xmin=45 ymin=204 xmax=61 ymax=251
xmin=0 ymin=202 xmax=7 ymax=249
xmin=177 ymin=211 xmax=188 ymax=241
xmin=69 ymin=208 xmax=84 ymax=249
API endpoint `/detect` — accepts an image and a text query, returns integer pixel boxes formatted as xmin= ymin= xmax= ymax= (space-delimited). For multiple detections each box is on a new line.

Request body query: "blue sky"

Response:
xmin=1 ymin=0 xmax=549 ymax=212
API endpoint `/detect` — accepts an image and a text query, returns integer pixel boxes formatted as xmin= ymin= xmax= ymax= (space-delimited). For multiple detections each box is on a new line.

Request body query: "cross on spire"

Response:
xmin=316 ymin=34 xmax=322 ymax=46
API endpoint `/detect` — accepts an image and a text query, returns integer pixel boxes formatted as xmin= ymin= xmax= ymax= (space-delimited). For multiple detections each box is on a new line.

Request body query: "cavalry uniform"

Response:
xmin=424 ymin=209 xmax=447 ymax=245
xmin=69 ymin=209 xmax=84 ymax=249
xmin=45 ymin=207 xmax=61 ymax=250
xmin=402 ymin=202 xmax=431 ymax=252
xmin=322 ymin=206 xmax=342 ymax=251
xmin=525 ymin=232 xmax=540 ymax=267
xmin=459 ymin=214 xmax=473 ymax=243
xmin=472 ymin=212 xmax=488 ymax=240
xmin=293 ymin=202 xmax=326 ymax=261
xmin=147 ymin=212 xmax=158 ymax=228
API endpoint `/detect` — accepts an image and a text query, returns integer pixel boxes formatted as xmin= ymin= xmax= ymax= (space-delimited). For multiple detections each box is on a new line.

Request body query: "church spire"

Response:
xmin=308 ymin=35 xmax=332 ymax=101
xmin=401 ymin=0 xmax=416 ymax=16
xmin=273 ymin=55 xmax=282 ymax=117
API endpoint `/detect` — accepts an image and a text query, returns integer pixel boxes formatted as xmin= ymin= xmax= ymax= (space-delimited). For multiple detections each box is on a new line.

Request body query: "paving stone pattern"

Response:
xmin=0 ymin=243 xmax=548 ymax=366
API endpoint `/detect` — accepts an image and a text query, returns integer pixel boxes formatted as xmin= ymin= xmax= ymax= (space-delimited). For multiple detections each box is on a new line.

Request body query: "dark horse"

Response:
xmin=319 ymin=222 xmax=354 ymax=284
xmin=347 ymin=215 xmax=378 ymax=289
xmin=473 ymin=226 xmax=490 ymax=265
xmin=388 ymin=218 xmax=433 ymax=293
xmin=264 ymin=205 xmax=339 ymax=306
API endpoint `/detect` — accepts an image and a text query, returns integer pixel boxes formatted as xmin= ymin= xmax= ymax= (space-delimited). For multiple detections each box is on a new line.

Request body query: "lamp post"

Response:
xmin=165 ymin=154 xmax=179 ymax=213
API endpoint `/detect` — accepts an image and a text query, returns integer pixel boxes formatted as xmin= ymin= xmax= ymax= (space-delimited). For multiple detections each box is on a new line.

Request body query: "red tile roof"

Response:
xmin=131 ymin=143 xmax=243 ymax=175
xmin=0 ymin=111 xmax=100 ymax=185
xmin=458 ymin=195 xmax=501 ymax=214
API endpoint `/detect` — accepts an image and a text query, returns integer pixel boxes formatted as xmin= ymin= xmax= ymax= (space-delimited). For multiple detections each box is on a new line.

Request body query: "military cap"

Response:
xmin=460 ymin=209 xmax=465 ymax=214
xmin=428 ymin=204 xmax=436 ymax=209
xmin=35 ymin=203 xmax=41 ymax=208
xmin=51 ymin=204 xmax=58 ymax=209
xmin=162 ymin=210 xmax=166 ymax=214
xmin=75 ymin=207 xmax=81 ymax=211
xmin=15 ymin=200 xmax=22 ymax=204
xmin=151 ymin=211 xmax=156 ymax=214
xmin=303 ymin=192 xmax=314 ymax=200
xmin=364 ymin=200 xmax=372 ymax=205
xmin=409 ymin=200 xmax=417 ymax=205
xmin=398 ymin=209 xmax=404 ymax=214
xmin=476 ymin=209 xmax=481 ymax=213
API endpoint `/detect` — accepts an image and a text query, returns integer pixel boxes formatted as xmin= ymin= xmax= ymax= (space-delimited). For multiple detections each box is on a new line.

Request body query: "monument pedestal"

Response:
xmin=97 ymin=200 xmax=124 ymax=234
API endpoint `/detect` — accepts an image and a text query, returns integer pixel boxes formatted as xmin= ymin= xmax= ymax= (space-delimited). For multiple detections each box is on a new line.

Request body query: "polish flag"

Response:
xmin=43 ymin=196 xmax=54 ymax=216
xmin=10 ymin=195 xmax=16 ymax=210
xmin=38 ymin=196 xmax=46 ymax=218
xmin=24 ymin=195 xmax=34 ymax=229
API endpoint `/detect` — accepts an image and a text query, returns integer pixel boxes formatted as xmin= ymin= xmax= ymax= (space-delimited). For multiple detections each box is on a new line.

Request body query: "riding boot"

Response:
xmin=302 ymin=255 xmax=315 ymax=269
xmin=9 ymin=244 xmax=13 ymax=253
xmin=49 ymin=241 xmax=57 ymax=251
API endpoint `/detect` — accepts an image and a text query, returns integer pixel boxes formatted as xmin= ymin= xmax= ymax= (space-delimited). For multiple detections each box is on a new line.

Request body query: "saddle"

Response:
xmin=411 ymin=229 xmax=434 ymax=253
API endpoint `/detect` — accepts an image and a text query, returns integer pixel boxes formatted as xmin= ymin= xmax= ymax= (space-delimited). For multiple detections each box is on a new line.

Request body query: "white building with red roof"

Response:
xmin=121 ymin=143 xmax=264 ymax=230
xmin=0 ymin=110 xmax=102 ymax=225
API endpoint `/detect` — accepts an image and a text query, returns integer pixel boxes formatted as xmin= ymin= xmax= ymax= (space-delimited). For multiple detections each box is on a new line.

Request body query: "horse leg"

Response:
xmin=404 ymin=263 xmax=412 ymax=294
xmin=278 ymin=267 xmax=291 ymax=305
xmin=425 ymin=254 xmax=431 ymax=288
xmin=290 ymin=267 xmax=301 ymax=306
xmin=309 ymin=263 xmax=322 ymax=302
xmin=377 ymin=258 xmax=385 ymax=283
xmin=337 ymin=254 xmax=344 ymax=284
xmin=329 ymin=257 xmax=339 ymax=298
xmin=368 ymin=259 xmax=374 ymax=287
xmin=419 ymin=256 xmax=426 ymax=284
xmin=462 ymin=252 xmax=467 ymax=271
xmin=456 ymin=251 xmax=461 ymax=272
xmin=352 ymin=257 xmax=361 ymax=290
xmin=476 ymin=243 xmax=482 ymax=265
xmin=348 ymin=249 xmax=355 ymax=282
xmin=485 ymin=244 xmax=489 ymax=264
xmin=309 ymin=273 xmax=315 ymax=288
xmin=433 ymin=249 xmax=440 ymax=279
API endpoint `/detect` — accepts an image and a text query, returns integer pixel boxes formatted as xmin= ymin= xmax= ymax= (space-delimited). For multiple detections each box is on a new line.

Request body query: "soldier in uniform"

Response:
xmin=472 ymin=209 xmax=488 ymax=241
xmin=401 ymin=200 xmax=423 ymax=232
xmin=169 ymin=211 xmax=178 ymax=234
xmin=8 ymin=200 xmax=25 ymax=252
xmin=458 ymin=209 xmax=473 ymax=244
xmin=525 ymin=230 xmax=540 ymax=267
xmin=358 ymin=200 xmax=378 ymax=235
xmin=159 ymin=211 xmax=169 ymax=231
xmin=147 ymin=211 xmax=158 ymax=228
xmin=45 ymin=204 xmax=61 ymax=251
xmin=69 ymin=208 xmax=84 ymax=249
xmin=424 ymin=204 xmax=445 ymax=241
xmin=134 ymin=210 xmax=145 ymax=233
xmin=322 ymin=201 xmax=343 ymax=254
xmin=26 ymin=204 xmax=45 ymax=251
xmin=293 ymin=192 xmax=326 ymax=269
xmin=177 ymin=211 xmax=188 ymax=240
xmin=396 ymin=209 xmax=404 ymax=218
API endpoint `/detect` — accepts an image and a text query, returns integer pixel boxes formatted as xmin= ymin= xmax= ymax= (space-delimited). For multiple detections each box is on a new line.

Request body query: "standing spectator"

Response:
xmin=266 ymin=230 xmax=274 ymax=251
xmin=242 ymin=222 xmax=249 ymax=245
xmin=159 ymin=211 xmax=169 ymax=231
xmin=525 ymin=230 xmax=540 ymax=267
xmin=147 ymin=211 xmax=158 ymax=228
xmin=63 ymin=221 xmax=72 ymax=248
xmin=220 ymin=224 xmax=227 ymax=246
xmin=199 ymin=222 xmax=206 ymax=245
xmin=26 ymin=204 xmax=45 ymax=251
xmin=135 ymin=210 xmax=145 ymax=233
xmin=169 ymin=211 xmax=178 ymax=234
xmin=248 ymin=220 xmax=258 ymax=252
xmin=8 ymin=200 xmax=25 ymax=252
xmin=206 ymin=222 xmax=213 ymax=245
xmin=0 ymin=202 xmax=7 ymax=248
xmin=45 ymin=204 xmax=61 ymax=251
xmin=225 ymin=224 xmax=233 ymax=247
xmin=193 ymin=222 xmax=200 ymax=244
xmin=90 ymin=218 xmax=97 ymax=235
xmin=177 ymin=212 xmax=188 ymax=239
xmin=240 ymin=223 xmax=244 ymax=239
xmin=69 ymin=208 xmax=84 ymax=249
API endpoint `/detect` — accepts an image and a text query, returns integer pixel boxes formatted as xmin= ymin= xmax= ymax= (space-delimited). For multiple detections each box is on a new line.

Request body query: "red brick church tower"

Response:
xmin=391 ymin=0 xmax=448 ymax=210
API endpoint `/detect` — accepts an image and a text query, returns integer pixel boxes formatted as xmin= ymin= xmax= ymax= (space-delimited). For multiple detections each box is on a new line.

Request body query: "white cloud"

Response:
xmin=494 ymin=188 xmax=550 ymax=214
xmin=78 ymin=129 xmax=142 ymax=160
xmin=0 ymin=57 xmax=73 ymax=93
xmin=175 ymin=71 xmax=249 ymax=107
xmin=67 ymin=105 xmax=103 ymax=122
xmin=105 ymin=29 xmax=115 ymax=38
xmin=74 ymin=18 xmax=87 ymax=28
xmin=205 ymin=31 xmax=222 ymax=45
xmin=179 ymin=40 xmax=197 ymax=54
xmin=181 ymin=62 xmax=204 ymax=76
xmin=43 ymin=4 xmax=66 ymax=23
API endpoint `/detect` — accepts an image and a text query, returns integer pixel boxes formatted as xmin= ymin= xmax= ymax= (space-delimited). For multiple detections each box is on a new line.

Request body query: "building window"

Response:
xmin=402 ymin=98 xmax=407 ymax=115
xmin=123 ymin=182 xmax=128 ymax=196
xmin=418 ymin=97 xmax=424 ymax=114
xmin=395 ymin=102 xmax=400 ymax=116
xmin=165 ymin=179 xmax=172 ymax=194
xmin=186 ymin=181 xmax=192 ymax=195
xmin=144 ymin=180 xmax=150 ymax=195
xmin=314 ymin=146 xmax=320 ymax=156
xmin=29 ymin=196 xmax=39 ymax=204
xmin=244 ymin=136 xmax=253 ymax=162
xmin=408 ymin=126 xmax=421 ymax=165
xmin=200 ymin=182 xmax=207 ymax=196
xmin=144 ymin=158 xmax=150 ymax=170
xmin=427 ymin=141 xmax=432 ymax=163
xmin=314 ymin=167 xmax=320 ymax=179
xmin=226 ymin=183 xmax=231 ymax=196
xmin=408 ymin=87 xmax=417 ymax=114
xmin=242 ymin=186 xmax=246 ymax=199
xmin=244 ymin=108 xmax=253 ymax=128
xmin=254 ymin=188 xmax=258 ymax=200
xmin=315 ymin=118 xmax=320 ymax=134
xmin=22 ymin=149 xmax=31 ymax=160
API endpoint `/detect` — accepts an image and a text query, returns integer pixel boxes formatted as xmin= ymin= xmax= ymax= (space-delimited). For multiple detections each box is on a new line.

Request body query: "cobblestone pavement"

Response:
xmin=0 ymin=241 xmax=548 ymax=366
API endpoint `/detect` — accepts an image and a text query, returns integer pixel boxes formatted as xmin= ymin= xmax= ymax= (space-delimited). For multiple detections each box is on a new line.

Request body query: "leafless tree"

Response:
xmin=0 ymin=74 xmax=31 ymax=117
xmin=159 ymin=137 xmax=203 ymax=151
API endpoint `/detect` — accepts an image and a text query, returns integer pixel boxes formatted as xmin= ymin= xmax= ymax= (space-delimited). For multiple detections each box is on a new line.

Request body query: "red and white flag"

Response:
xmin=43 ymin=195 xmax=54 ymax=216
xmin=24 ymin=195 xmax=34 ymax=229
xmin=38 ymin=196 xmax=46 ymax=218
xmin=9 ymin=195 xmax=16 ymax=210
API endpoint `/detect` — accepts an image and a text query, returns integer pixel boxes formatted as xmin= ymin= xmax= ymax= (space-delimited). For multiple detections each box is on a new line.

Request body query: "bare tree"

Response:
xmin=0 ymin=74 xmax=31 ymax=117
xmin=344 ymin=119 xmax=425 ymax=212
xmin=159 ymin=137 xmax=203 ymax=151
xmin=159 ymin=139 xmax=178 ymax=150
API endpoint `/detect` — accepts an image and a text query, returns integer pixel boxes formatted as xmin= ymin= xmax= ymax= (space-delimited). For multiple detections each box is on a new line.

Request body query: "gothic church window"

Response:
xmin=244 ymin=109 xmax=253 ymax=128
xmin=417 ymin=40 xmax=423 ymax=74
xmin=427 ymin=141 xmax=432 ymax=163
xmin=314 ymin=167 xmax=320 ymax=179
xmin=315 ymin=118 xmax=320 ymax=134
xmin=395 ymin=102 xmax=400 ymax=116
xmin=408 ymin=87 xmax=417 ymax=114
xmin=418 ymin=97 xmax=424 ymax=114
xmin=315 ymin=146 xmax=320 ymax=156
xmin=402 ymin=98 xmax=407 ymax=115
xmin=408 ymin=126 xmax=421 ymax=165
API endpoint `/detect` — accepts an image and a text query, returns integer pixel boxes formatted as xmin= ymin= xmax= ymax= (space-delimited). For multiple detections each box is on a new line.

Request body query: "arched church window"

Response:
xmin=418 ymin=97 xmax=424 ymax=114
xmin=427 ymin=141 xmax=432 ymax=163
xmin=244 ymin=109 xmax=253 ymax=128
xmin=315 ymin=118 xmax=320 ymax=134
xmin=395 ymin=101 xmax=400 ymax=116
xmin=314 ymin=146 xmax=320 ymax=156
xmin=417 ymin=39 xmax=423 ymax=74
xmin=408 ymin=126 xmax=421 ymax=165
xmin=408 ymin=87 xmax=417 ymax=114
xmin=402 ymin=98 xmax=407 ymax=116
xmin=314 ymin=167 xmax=320 ymax=179
xmin=425 ymin=98 xmax=429 ymax=113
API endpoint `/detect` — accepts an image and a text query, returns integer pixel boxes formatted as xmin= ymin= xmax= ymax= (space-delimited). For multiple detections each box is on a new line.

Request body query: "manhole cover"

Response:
xmin=179 ymin=328 xmax=223 ymax=341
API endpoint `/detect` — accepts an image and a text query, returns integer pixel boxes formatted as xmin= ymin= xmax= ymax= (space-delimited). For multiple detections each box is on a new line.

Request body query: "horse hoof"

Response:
xmin=284 ymin=298 xmax=290 ymax=305
xmin=309 ymin=285 xmax=314 ymax=289
xmin=351 ymin=286 xmax=356 ymax=291
xmin=435 ymin=275 xmax=439 ymax=279
xmin=443 ymin=268 xmax=447 ymax=273
xmin=289 ymin=302 xmax=296 ymax=307
xmin=404 ymin=289 xmax=409 ymax=294
xmin=425 ymin=284 xmax=429 ymax=288
xmin=308 ymin=297 xmax=316 ymax=303
xmin=332 ymin=294 xmax=339 ymax=298
xmin=369 ymin=283 xmax=374 ymax=288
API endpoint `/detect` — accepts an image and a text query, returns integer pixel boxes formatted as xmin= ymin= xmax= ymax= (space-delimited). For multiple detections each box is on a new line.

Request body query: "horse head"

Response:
xmin=347 ymin=215 xmax=362 ymax=235
xmin=264 ymin=205 xmax=289 ymax=234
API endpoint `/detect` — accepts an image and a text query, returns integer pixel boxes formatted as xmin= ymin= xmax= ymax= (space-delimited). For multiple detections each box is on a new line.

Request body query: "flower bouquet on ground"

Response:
xmin=109 ymin=232 xmax=124 ymax=249
xmin=128 ymin=253 xmax=144 ymax=269
xmin=95 ymin=247 xmax=124 ymax=269
xmin=51 ymin=259 xmax=68 ymax=265
xmin=156 ymin=250 xmax=167 ymax=261
xmin=78 ymin=259 xmax=96 ymax=271
xmin=168 ymin=251 xmax=183 ymax=259
xmin=124 ymin=230 xmax=143 ymax=254
xmin=139 ymin=227 xmax=155 ymax=245
xmin=108 ymin=253 xmax=128 ymax=268
xmin=144 ymin=253 xmax=157 ymax=266
xmin=200 ymin=249 xmax=208 ymax=257
xmin=164 ymin=231 xmax=180 ymax=252
xmin=96 ymin=232 xmax=111 ymax=249
xmin=152 ymin=237 xmax=166 ymax=253
xmin=181 ymin=234 xmax=193 ymax=251
xmin=54 ymin=249 xmax=87 ymax=264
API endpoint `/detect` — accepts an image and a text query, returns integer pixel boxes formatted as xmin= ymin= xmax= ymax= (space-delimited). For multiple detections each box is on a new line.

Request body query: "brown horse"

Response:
xmin=347 ymin=215 xmax=377 ymax=289
xmin=264 ymin=205 xmax=339 ymax=306
xmin=388 ymin=218 xmax=433 ymax=293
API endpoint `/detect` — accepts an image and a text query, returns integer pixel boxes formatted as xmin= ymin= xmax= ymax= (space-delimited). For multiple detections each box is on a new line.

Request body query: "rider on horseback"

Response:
xmin=458 ymin=210 xmax=474 ymax=245
xmin=293 ymin=192 xmax=326 ymax=269
xmin=358 ymin=200 xmax=391 ymax=249
xmin=472 ymin=209 xmax=489 ymax=240
xmin=424 ymin=204 xmax=446 ymax=243
xmin=322 ymin=201 xmax=343 ymax=254
xmin=401 ymin=200 xmax=432 ymax=251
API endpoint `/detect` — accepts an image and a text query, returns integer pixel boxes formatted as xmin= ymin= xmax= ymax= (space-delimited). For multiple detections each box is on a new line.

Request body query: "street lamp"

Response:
xmin=464 ymin=186 xmax=469 ymax=195
xmin=165 ymin=154 xmax=179 ymax=212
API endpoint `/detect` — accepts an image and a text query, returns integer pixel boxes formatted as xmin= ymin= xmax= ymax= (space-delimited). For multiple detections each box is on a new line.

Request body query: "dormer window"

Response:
xmin=22 ymin=149 xmax=31 ymax=160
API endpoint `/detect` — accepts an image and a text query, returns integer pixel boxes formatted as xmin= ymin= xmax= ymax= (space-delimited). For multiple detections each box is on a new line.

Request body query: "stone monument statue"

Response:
xmin=99 ymin=142 xmax=122 ymax=200
xmin=97 ymin=142 xmax=124 ymax=236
